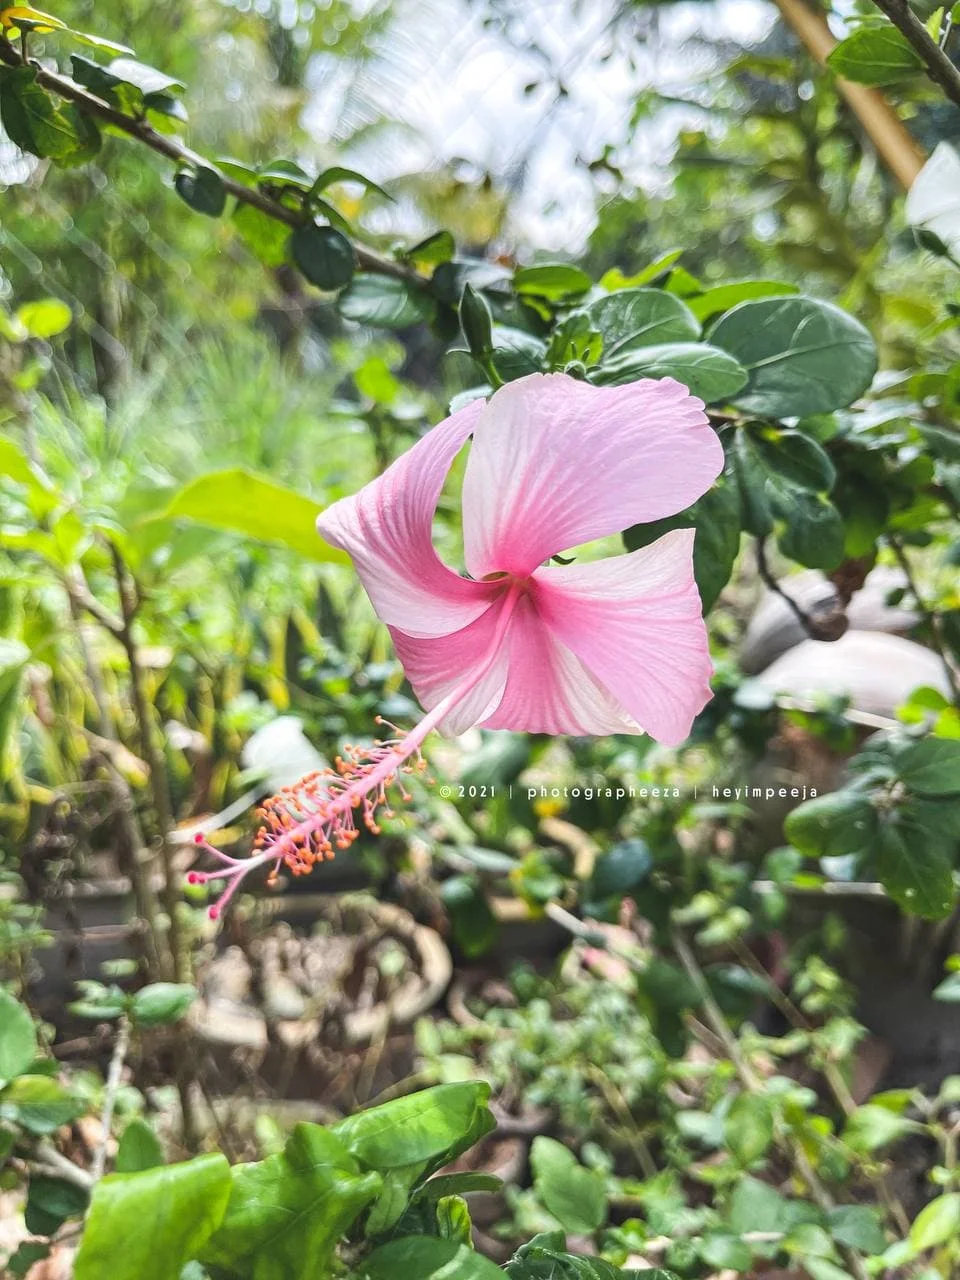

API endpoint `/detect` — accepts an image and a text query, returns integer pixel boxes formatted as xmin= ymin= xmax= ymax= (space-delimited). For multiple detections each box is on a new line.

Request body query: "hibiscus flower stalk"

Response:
xmin=189 ymin=372 xmax=723 ymax=920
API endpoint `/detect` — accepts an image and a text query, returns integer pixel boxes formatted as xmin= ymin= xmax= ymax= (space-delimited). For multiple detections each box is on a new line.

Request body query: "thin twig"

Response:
xmin=888 ymin=537 xmax=960 ymax=701
xmin=0 ymin=36 xmax=424 ymax=286
xmin=90 ymin=1015 xmax=130 ymax=1181
xmin=755 ymin=539 xmax=822 ymax=639
xmin=31 ymin=1144 xmax=93 ymax=1190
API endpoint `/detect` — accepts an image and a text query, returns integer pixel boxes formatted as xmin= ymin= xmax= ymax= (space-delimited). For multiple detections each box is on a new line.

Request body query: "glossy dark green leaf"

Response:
xmin=708 ymin=296 xmax=877 ymax=417
xmin=530 ymin=1136 xmax=607 ymax=1234
xmin=459 ymin=284 xmax=494 ymax=358
xmin=784 ymin=791 xmax=878 ymax=859
xmin=491 ymin=326 xmax=547 ymax=380
xmin=200 ymin=1124 xmax=381 ymax=1280
xmin=5 ymin=1243 xmax=50 ymax=1278
xmin=584 ymin=288 xmax=700 ymax=357
xmin=877 ymin=819 xmax=955 ymax=920
xmin=174 ymin=166 xmax=226 ymax=217
xmin=69 ymin=54 xmax=144 ymax=114
xmin=24 ymin=1175 xmax=88 ymax=1236
xmin=338 ymin=274 xmax=434 ymax=329
xmin=896 ymin=737 xmax=960 ymax=796
xmin=827 ymin=25 xmax=923 ymax=85
xmin=595 ymin=342 xmax=747 ymax=404
xmin=441 ymin=875 xmax=499 ymax=958
xmin=0 ymin=990 xmax=37 ymax=1086
xmin=332 ymin=1082 xmax=495 ymax=1172
xmin=74 ymin=1155 xmax=231 ymax=1280
xmin=290 ymin=223 xmax=356 ymax=289
xmin=0 ymin=66 xmax=90 ymax=162
xmin=362 ymin=1236 xmax=504 ymax=1279
xmin=777 ymin=492 xmax=846 ymax=571
xmin=591 ymin=839 xmax=653 ymax=897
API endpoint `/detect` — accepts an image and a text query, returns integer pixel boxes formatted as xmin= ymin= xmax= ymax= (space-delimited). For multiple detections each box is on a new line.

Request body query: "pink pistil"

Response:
xmin=188 ymin=585 xmax=522 ymax=920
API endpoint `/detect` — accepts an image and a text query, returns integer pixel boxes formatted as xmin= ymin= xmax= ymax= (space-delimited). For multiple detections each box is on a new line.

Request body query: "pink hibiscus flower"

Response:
xmin=190 ymin=372 xmax=722 ymax=917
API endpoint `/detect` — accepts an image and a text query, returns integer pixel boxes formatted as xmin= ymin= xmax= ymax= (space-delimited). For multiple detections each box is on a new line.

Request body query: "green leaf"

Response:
xmin=436 ymin=1193 xmax=473 ymax=1244
xmin=24 ymin=1175 xmax=88 ymax=1236
xmin=826 ymin=1205 xmax=886 ymax=1255
xmin=624 ymin=473 xmax=741 ymax=611
xmin=69 ymin=54 xmax=144 ymax=114
xmin=0 ymin=66 xmax=90 ymax=162
xmin=909 ymin=1192 xmax=960 ymax=1251
xmin=460 ymin=283 xmax=494 ymax=358
xmin=151 ymin=469 xmax=347 ymax=564
xmin=877 ymin=819 xmax=955 ymax=920
xmin=785 ymin=791 xmax=878 ymax=859
xmin=116 ymin=1118 xmax=164 ymax=1173
xmin=827 ymin=25 xmax=923 ymax=85
xmin=595 ymin=342 xmax=748 ymax=404
xmin=688 ymin=279 xmax=799 ymax=323
xmin=338 ymin=273 xmax=434 ymax=329
xmin=15 ymin=299 xmax=71 ymax=339
xmin=591 ymin=839 xmax=653 ymax=898
xmin=106 ymin=56 xmax=184 ymax=97
xmin=583 ymin=288 xmax=700 ymax=357
xmin=233 ymin=203 xmax=289 ymax=267
xmin=75 ymin=1155 xmax=231 ymax=1280
xmin=776 ymin=492 xmax=845 ymax=571
xmin=403 ymin=230 xmax=455 ymax=266
xmin=708 ymin=296 xmax=877 ymax=418
xmin=896 ymin=737 xmax=960 ymax=796
xmin=724 ymin=1092 xmax=774 ymax=1166
xmin=174 ymin=166 xmax=226 ymax=217
xmin=727 ymin=1176 xmax=792 ymax=1234
xmin=201 ymin=1124 xmax=381 ymax=1280
xmin=332 ymin=1082 xmax=495 ymax=1172
xmin=312 ymin=165 xmax=391 ymax=201
xmin=290 ymin=222 xmax=356 ymax=289
xmin=5 ymin=1242 xmax=51 ymax=1277
xmin=1 ymin=1075 xmax=83 ymax=1134
xmin=698 ymin=1233 xmax=752 ymax=1271
xmin=513 ymin=263 xmax=592 ymax=301
xmin=362 ymin=1236 xmax=504 ymax=1279
xmin=130 ymin=983 xmax=196 ymax=1028
xmin=0 ymin=990 xmax=37 ymax=1085
xmin=416 ymin=1172 xmax=504 ymax=1200
xmin=530 ymin=1136 xmax=608 ymax=1234
xmin=441 ymin=876 xmax=499 ymax=959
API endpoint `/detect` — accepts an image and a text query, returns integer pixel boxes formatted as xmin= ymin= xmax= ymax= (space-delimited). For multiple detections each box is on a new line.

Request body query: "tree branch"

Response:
xmin=90 ymin=1015 xmax=130 ymax=1181
xmin=869 ymin=0 xmax=960 ymax=111
xmin=0 ymin=36 xmax=423 ymax=286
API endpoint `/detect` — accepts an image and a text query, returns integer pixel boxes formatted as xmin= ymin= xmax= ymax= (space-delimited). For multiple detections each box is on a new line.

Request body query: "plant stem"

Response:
xmin=888 ymin=536 xmax=960 ymax=702
xmin=109 ymin=543 xmax=187 ymax=984
xmin=0 ymin=36 xmax=423 ymax=286
xmin=869 ymin=0 xmax=960 ymax=110
xmin=90 ymin=1015 xmax=131 ymax=1181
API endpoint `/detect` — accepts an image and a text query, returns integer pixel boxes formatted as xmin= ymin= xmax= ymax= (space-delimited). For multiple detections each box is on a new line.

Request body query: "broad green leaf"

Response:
xmin=827 ymin=1205 xmax=887 ymax=1255
xmin=896 ymin=737 xmax=960 ymax=796
xmin=624 ymin=473 xmax=741 ymax=611
xmin=15 ymin=299 xmax=71 ymax=339
xmin=201 ymin=1124 xmax=381 ymax=1280
xmin=583 ymin=288 xmax=700 ymax=357
xmin=708 ymin=296 xmax=877 ymax=418
xmin=784 ymin=791 xmax=878 ymax=859
xmin=24 ymin=1175 xmax=88 ymax=1235
xmin=69 ymin=54 xmax=144 ymax=115
xmin=403 ymin=230 xmax=455 ymax=266
xmin=174 ymin=166 xmax=226 ymax=217
xmin=233 ymin=203 xmax=289 ymax=267
xmin=0 ymin=990 xmax=37 ymax=1085
xmin=312 ymin=165 xmax=391 ymax=201
xmin=0 ymin=66 xmax=90 ymax=162
xmin=75 ymin=1155 xmax=231 ymax=1280
xmin=877 ymin=819 xmax=955 ymax=920
xmin=130 ymin=983 xmax=196 ymax=1028
xmin=1 ymin=1075 xmax=83 ymax=1134
xmin=594 ymin=342 xmax=748 ymax=404
xmin=339 ymin=274 xmax=434 ymax=328
xmin=530 ymin=1136 xmax=608 ymax=1234
xmin=459 ymin=283 xmax=494 ymax=357
xmin=688 ymin=279 xmax=798 ymax=322
xmin=107 ymin=56 xmax=184 ymax=97
xmin=724 ymin=1092 xmax=774 ymax=1165
xmin=441 ymin=876 xmax=499 ymax=959
xmin=116 ymin=1118 xmax=164 ymax=1173
xmin=332 ymin=1082 xmax=495 ymax=1172
xmin=909 ymin=1192 xmax=960 ymax=1251
xmin=290 ymin=223 xmax=356 ymax=289
xmin=416 ymin=1172 xmax=504 ymax=1200
xmin=362 ymin=1236 xmax=504 ymax=1279
xmin=776 ymin=492 xmax=845 ymax=571
xmin=513 ymin=263 xmax=592 ymax=300
xmin=150 ymin=469 xmax=347 ymax=564
xmin=591 ymin=838 xmax=653 ymax=898
xmin=698 ymin=1233 xmax=752 ymax=1271
xmin=727 ymin=1176 xmax=792 ymax=1234
xmin=827 ymin=25 xmax=923 ymax=85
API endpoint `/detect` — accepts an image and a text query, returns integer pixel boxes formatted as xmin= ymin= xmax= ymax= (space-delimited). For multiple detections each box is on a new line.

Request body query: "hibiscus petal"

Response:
xmin=532 ymin=528 xmax=713 ymax=746
xmin=389 ymin=601 xmax=510 ymax=736
xmin=317 ymin=398 xmax=496 ymax=638
xmin=480 ymin=593 xmax=640 ymax=735
xmin=461 ymin=372 xmax=723 ymax=579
